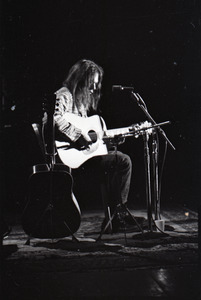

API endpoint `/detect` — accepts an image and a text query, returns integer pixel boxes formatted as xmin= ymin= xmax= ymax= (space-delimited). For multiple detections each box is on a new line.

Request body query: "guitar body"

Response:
xmin=56 ymin=114 xmax=108 ymax=168
xmin=22 ymin=164 xmax=81 ymax=238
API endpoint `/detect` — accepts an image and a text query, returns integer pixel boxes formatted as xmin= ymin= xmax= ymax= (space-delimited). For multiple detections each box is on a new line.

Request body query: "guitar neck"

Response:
xmin=105 ymin=126 xmax=134 ymax=138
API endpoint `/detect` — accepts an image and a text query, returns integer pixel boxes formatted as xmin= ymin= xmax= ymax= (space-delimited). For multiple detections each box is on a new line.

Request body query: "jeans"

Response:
xmin=80 ymin=150 xmax=132 ymax=210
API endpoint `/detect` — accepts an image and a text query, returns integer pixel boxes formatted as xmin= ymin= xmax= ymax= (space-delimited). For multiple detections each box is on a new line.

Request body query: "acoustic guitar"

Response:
xmin=22 ymin=97 xmax=81 ymax=240
xmin=56 ymin=113 xmax=152 ymax=168
xmin=22 ymin=163 xmax=81 ymax=239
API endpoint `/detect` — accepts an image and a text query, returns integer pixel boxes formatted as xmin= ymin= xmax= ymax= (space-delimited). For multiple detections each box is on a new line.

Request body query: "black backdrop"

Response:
xmin=1 ymin=0 xmax=200 ymax=212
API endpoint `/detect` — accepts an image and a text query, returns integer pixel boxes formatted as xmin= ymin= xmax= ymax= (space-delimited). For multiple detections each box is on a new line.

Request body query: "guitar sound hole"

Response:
xmin=88 ymin=130 xmax=97 ymax=143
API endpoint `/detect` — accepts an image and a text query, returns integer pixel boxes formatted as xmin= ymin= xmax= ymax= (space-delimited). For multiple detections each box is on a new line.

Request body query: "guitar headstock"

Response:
xmin=131 ymin=121 xmax=153 ymax=138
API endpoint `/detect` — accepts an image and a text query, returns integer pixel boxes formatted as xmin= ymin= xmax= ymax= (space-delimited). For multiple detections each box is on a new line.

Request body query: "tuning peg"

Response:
xmin=140 ymin=121 xmax=153 ymax=135
xmin=130 ymin=123 xmax=141 ymax=138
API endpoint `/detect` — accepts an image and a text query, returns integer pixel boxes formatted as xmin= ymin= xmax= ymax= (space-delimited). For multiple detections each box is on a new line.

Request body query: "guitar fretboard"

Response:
xmin=105 ymin=126 xmax=133 ymax=138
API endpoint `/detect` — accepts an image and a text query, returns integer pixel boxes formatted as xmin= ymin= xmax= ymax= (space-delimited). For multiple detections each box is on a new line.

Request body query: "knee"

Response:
xmin=118 ymin=153 xmax=132 ymax=171
xmin=124 ymin=154 xmax=132 ymax=170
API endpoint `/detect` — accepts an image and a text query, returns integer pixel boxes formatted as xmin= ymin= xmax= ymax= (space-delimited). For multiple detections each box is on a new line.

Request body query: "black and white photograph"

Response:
xmin=1 ymin=1 xmax=200 ymax=299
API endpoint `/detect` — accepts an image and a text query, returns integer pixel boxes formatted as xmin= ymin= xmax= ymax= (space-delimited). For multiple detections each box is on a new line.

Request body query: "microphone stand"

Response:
xmin=131 ymin=92 xmax=175 ymax=239
xmin=152 ymin=132 xmax=160 ymax=220
xmin=143 ymin=131 xmax=153 ymax=232
xmin=131 ymin=92 xmax=175 ymax=151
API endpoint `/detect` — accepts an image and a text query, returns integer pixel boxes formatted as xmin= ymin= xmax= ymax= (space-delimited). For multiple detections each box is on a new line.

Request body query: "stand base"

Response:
xmin=133 ymin=230 xmax=168 ymax=240
xmin=96 ymin=204 xmax=144 ymax=242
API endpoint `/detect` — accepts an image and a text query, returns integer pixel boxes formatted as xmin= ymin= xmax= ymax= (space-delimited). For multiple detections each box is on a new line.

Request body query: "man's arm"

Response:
xmin=54 ymin=89 xmax=91 ymax=148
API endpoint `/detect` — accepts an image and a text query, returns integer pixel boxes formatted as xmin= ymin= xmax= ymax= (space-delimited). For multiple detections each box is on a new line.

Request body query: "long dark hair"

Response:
xmin=63 ymin=59 xmax=104 ymax=112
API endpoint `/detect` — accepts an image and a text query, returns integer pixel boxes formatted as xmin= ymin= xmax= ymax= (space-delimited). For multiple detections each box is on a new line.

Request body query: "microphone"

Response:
xmin=112 ymin=85 xmax=134 ymax=91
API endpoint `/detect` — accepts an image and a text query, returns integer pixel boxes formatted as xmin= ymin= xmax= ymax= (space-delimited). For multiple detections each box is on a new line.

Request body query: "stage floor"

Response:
xmin=2 ymin=204 xmax=199 ymax=299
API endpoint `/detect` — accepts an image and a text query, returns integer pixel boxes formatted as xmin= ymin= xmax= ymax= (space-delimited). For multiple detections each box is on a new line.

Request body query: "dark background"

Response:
xmin=1 ymin=0 xmax=201 ymax=214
